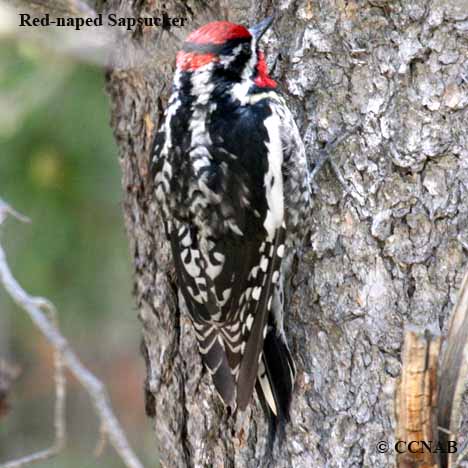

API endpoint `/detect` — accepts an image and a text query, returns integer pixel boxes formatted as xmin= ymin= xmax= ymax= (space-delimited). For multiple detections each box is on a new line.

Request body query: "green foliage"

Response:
xmin=0 ymin=42 xmax=133 ymax=328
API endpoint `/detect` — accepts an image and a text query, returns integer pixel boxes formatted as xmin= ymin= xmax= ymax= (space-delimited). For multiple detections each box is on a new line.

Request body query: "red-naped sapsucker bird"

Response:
xmin=150 ymin=17 xmax=311 ymax=440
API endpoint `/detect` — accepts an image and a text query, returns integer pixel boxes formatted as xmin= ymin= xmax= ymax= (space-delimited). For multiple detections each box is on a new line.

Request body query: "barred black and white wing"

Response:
xmin=166 ymin=216 xmax=286 ymax=410
xmin=278 ymin=97 xmax=312 ymax=249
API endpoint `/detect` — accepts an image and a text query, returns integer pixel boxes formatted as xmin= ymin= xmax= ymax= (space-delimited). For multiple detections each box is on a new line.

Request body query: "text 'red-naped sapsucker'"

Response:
xmin=150 ymin=17 xmax=311 ymax=436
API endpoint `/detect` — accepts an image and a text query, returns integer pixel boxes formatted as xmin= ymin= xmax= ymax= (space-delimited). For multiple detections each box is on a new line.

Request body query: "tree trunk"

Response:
xmin=105 ymin=0 xmax=468 ymax=466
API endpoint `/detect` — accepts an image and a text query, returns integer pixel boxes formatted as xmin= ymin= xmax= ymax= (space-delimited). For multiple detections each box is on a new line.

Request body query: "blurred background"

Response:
xmin=0 ymin=38 xmax=156 ymax=466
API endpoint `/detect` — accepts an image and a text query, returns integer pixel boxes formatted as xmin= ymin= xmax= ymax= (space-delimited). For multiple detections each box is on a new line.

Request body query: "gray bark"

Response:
xmin=105 ymin=0 xmax=468 ymax=466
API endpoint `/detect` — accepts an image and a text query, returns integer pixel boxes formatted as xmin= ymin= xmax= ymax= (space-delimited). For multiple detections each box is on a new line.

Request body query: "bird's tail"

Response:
xmin=256 ymin=327 xmax=296 ymax=451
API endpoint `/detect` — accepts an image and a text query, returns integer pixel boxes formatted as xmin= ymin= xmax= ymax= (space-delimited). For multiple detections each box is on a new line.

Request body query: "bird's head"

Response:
xmin=175 ymin=17 xmax=276 ymax=89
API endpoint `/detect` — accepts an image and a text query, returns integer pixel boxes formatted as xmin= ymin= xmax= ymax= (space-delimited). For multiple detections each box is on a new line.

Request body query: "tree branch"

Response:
xmin=0 ymin=0 xmax=188 ymax=70
xmin=0 ymin=340 xmax=65 ymax=468
xmin=0 ymin=199 xmax=144 ymax=468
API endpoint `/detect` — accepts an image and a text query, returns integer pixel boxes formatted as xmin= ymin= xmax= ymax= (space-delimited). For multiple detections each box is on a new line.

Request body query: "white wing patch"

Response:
xmin=262 ymin=109 xmax=284 ymax=241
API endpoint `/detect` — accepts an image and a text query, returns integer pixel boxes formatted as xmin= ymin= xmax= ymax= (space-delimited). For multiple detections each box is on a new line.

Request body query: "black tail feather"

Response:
xmin=256 ymin=329 xmax=295 ymax=456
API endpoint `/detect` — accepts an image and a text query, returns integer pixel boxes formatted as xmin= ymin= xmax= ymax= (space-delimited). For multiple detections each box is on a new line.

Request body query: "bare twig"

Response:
xmin=0 ymin=199 xmax=144 ymax=468
xmin=0 ymin=199 xmax=30 ymax=225
xmin=0 ymin=298 xmax=66 ymax=468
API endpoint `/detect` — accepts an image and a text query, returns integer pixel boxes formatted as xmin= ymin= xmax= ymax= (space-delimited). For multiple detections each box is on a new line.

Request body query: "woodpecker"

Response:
xmin=150 ymin=17 xmax=311 ymax=440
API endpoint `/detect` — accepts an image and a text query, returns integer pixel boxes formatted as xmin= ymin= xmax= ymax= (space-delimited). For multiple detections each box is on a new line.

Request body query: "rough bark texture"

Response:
xmin=105 ymin=0 xmax=468 ymax=466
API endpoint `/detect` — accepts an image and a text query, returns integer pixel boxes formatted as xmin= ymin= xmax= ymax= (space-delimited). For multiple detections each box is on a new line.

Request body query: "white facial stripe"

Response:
xmin=229 ymin=36 xmax=258 ymax=103
xmin=220 ymin=44 xmax=243 ymax=67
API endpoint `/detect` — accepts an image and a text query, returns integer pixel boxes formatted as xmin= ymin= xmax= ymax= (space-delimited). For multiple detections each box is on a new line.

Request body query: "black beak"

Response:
xmin=249 ymin=16 xmax=274 ymax=41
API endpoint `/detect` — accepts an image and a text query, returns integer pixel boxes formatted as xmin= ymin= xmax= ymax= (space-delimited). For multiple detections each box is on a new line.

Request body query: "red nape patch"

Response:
xmin=254 ymin=51 xmax=277 ymax=88
xmin=176 ymin=51 xmax=218 ymax=71
xmin=186 ymin=21 xmax=251 ymax=45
